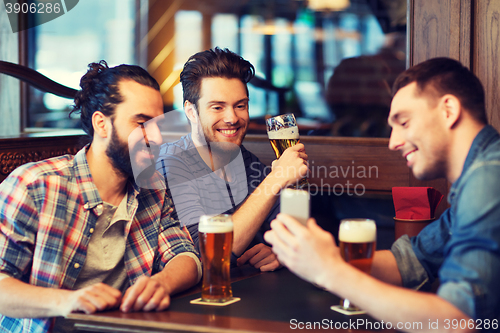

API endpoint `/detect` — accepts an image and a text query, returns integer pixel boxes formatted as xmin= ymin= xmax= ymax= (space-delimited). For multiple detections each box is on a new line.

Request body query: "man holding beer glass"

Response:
xmin=157 ymin=48 xmax=308 ymax=272
xmin=266 ymin=113 xmax=309 ymax=189
xmin=266 ymin=58 xmax=500 ymax=330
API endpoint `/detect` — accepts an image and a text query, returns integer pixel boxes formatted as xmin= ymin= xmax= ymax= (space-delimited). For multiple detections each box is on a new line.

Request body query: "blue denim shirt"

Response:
xmin=392 ymin=125 xmax=500 ymax=320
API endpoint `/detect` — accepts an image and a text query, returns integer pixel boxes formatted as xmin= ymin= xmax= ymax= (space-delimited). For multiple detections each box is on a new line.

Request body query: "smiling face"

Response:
xmin=106 ymin=80 xmax=164 ymax=178
xmin=192 ymin=77 xmax=249 ymax=148
xmin=388 ymin=82 xmax=449 ymax=181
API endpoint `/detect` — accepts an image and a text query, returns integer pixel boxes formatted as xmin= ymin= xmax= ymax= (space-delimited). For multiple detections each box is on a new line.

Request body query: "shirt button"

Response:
xmin=83 ymin=203 xmax=89 ymax=209
xmin=89 ymin=228 xmax=94 ymax=234
xmin=74 ymin=263 xmax=80 ymax=269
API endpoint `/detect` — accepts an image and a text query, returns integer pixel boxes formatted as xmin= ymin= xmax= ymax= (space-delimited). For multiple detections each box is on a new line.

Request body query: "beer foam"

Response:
xmin=338 ymin=220 xmax=376 ymax=243
xmin=199 ymin=215 xmax=233 ymax=233
xmin=267 ymin=126 xmax=299 ymax=140
xmin=198 ymin=224 xmax=233 ymax=233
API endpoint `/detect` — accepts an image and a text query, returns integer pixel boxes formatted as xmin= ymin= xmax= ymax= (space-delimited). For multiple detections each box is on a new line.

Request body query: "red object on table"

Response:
xmin=392 ymin=187 xmax=443 ymax=239
xmin=392 ymin=187 xmax=443 ymax=220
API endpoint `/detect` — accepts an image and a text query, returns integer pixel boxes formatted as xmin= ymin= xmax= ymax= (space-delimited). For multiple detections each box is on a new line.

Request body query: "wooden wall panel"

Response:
xmin=411 ymin=0 xmax=462 ymax=65
xmin=473 ymin=0 xmax=500 ymax=132
xmin=243 ymin=135 xmax=408 ymax=194
xmin=0 ymin=135 xmax=84 ymax=183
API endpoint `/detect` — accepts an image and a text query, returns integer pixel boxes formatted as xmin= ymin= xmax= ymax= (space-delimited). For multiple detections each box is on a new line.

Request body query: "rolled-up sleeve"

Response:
xmin=157 ymin=195 xmax=202 ymax=279
xmin=391 ymin=235 xmax=431 ymax=290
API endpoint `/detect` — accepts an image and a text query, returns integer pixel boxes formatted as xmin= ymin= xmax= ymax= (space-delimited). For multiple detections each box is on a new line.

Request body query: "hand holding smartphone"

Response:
xmin=280 ymin=188 xmax=310 ymax=225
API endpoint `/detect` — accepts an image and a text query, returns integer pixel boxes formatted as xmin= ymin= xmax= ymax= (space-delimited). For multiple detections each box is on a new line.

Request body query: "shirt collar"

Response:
xmin=459 ymin=125 xmax=499 ymax=179
xmin=73 ymin=145 xmax=102 ymax=211
xmin=449 ymin=125 xmax=499 ymax=200
xmin=73 ymin=145 xmax=142 ymax=213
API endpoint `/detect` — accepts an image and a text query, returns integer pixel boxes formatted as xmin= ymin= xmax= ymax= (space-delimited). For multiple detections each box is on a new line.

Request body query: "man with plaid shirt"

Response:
xmin=0 ymin=61 xmax=201 ymax=333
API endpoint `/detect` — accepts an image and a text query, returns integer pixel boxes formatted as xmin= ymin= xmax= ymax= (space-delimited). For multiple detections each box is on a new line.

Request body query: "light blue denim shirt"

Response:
xmin=392 ymin=125 xmax=500 ymax=320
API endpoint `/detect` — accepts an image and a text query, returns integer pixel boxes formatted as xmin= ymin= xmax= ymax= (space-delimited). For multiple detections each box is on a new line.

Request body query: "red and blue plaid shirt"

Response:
xmin=0 ymin=146 xmax=200 ymax=333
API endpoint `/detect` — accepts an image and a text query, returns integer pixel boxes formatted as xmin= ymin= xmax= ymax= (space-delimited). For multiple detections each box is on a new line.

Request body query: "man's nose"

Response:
xmin=223 ymin=107 xmax=239 ymax=125
xmin=388 ymin=127 xmax=404 ymax=151
xmin=142 ymin=121 xmax=163 ymax=147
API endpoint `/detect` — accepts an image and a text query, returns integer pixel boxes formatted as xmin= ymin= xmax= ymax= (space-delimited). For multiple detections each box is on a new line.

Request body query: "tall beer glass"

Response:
xmin=199 ymin=214 xmax=234 ymax=303
xmin=265 ymin=113 xmax=308 ymax=188
xmin=338 ymin=218 xmax=376 ymax=312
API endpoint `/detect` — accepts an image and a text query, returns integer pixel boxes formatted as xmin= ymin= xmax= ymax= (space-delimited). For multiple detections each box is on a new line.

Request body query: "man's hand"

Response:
xmin=62 ymin=283 xmax=122 ymax=315
xmin=120 ymin=276 xmax=171 ymax=312
xmin=264 ymin=214 xmax=344 ymax=286
xmin=237 ymin=243 xmax=282 ymax=272
xmin=270 ymin=143 xmax=308 ymax=188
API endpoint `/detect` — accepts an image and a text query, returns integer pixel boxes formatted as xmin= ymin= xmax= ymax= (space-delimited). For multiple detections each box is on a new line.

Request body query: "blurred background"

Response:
xmin=24 ymin=0 xmax=406 ymax=138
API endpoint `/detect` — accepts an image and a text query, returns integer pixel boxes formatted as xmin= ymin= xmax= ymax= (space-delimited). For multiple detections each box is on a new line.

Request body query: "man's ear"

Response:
xmin=92 ymin=111 xmax=111 ymax=138
xmin=184 ymin=100 xmax=199 ymax=124
xmin=440 ymin=94 xmax=461 ymax=129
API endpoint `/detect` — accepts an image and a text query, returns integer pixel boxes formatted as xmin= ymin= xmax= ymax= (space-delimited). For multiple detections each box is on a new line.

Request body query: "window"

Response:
xmin=14 ymin=0 xmax=406 ymax=137
xmin=26 ymin=0 xmax=136 ymax=130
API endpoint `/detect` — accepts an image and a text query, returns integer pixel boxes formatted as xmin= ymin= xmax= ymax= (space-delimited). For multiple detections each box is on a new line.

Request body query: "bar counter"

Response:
xmin=67 ymin=266 xmax=396 ymax=333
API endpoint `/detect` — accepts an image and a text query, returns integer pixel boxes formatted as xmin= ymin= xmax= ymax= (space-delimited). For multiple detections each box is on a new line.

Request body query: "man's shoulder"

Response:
xmin=467 ymin=137 xmax=500 ymax=177
xmin=481 ymin=136 xmax=500 ymax=161
xmin=7 ymin=153 xmax=75 ymax=185
xmin=159 ymin=134 xmax=192 ymax=156
xmin=156 ymin=134 xmax=204 ymax=176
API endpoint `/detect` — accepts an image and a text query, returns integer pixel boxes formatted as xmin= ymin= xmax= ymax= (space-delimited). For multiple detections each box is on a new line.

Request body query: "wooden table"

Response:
xmin=67 ymin=266 xmax=395 ymax=333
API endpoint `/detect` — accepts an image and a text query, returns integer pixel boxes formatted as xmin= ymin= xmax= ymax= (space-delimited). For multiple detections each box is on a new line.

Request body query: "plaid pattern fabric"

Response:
xmin=0 ymin=146 xmax=199 ymax=332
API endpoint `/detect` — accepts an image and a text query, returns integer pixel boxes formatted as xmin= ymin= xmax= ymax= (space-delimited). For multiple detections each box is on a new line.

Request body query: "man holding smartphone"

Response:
xmin=265 ymin=57 xmax=500 ymax=329
xmin=156 ymin=48 xmax=308 ymax=272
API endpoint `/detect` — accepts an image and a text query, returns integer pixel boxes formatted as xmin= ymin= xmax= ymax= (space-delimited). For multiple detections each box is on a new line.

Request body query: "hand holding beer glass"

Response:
xmin=266 ymin=113 xmax=309 ymax=189
xmin=198 ymin=215 xmax=235 ymax=303
xmin=335 ymin=218 xmax=376 ymax=314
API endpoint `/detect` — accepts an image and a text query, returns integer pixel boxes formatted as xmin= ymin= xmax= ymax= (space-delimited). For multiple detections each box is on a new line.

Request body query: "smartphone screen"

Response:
xmin=280 ymin=188 xmax=310 ymax=225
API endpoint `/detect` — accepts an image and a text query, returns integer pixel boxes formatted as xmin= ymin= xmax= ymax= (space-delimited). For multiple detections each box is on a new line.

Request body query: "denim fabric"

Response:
xmin=392 ymin=125 xmax=500 ymax=320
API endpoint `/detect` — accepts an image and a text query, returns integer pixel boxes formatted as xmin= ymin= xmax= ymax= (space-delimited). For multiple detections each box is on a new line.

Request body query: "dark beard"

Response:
xmin=106 ymin=127 xmax=134 ymax=178
xmin=106 ymin=126 xmax=161 ymax=183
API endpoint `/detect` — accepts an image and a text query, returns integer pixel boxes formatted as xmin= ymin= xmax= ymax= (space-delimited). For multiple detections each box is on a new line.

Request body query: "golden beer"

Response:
xmin=269 ymin=138 xmax=300 ymax=158
xmin=199 ymin=215 xmax=234 ymax=302
xmin=338 ymin=218 xmax=377 ymax=311
xmin=339 ymin=241 xmax=376 ymax=274
xmin=266 ymin=114 xmax=308 ymax=188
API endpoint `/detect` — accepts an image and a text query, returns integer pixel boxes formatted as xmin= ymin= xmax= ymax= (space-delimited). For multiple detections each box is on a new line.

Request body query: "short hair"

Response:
xmin=71 ymin=60 xmax=160 ymax=142
xmin=179 ymin=47 xmax=255 ymax=109
xmin=392 ymin=57 xmax=487 ymax=124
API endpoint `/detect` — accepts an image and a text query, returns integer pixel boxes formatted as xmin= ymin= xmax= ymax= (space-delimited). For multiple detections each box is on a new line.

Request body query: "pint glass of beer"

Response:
xmin=199 ymin=214 xmax=234 ymax=303
xmin=265 ymin=113 xmax=308 ymax=188
xmin=338 ymin=218 xmax=376 ymax=312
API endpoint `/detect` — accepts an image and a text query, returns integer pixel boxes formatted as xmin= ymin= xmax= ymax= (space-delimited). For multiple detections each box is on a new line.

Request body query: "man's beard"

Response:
xmin=106 ymin=127 xmax=134 ymax=178
xmin=202 ymin=128 xmax=242 ymax=166
xmin=106 ymin=127 xmax=160 ymax=181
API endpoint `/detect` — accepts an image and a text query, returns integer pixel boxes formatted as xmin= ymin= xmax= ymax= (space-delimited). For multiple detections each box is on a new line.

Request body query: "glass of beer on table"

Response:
xmin=199 ymin=214 xmax=234 ymax=303
xmin=338 ymin=218 xmax=377 ymax=312
xmin=265 ymin=113 xmax=308 ymax=189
